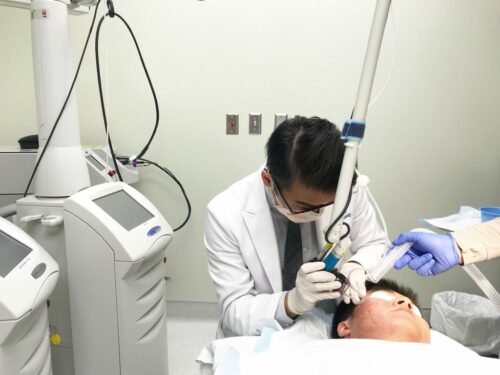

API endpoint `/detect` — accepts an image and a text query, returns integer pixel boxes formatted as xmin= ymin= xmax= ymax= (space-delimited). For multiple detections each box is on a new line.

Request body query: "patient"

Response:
xmin=332 ymin=279 xmax=430 ymax=343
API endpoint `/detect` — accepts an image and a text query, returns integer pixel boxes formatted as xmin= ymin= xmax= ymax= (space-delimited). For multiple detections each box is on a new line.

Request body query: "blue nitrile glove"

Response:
xmin=392 ymin=232 xmax=460 ymax=276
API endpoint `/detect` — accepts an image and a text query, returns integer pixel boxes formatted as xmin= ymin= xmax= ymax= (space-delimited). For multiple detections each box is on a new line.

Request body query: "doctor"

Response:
xmin=205 ymin=116 xmax=387 ymax=338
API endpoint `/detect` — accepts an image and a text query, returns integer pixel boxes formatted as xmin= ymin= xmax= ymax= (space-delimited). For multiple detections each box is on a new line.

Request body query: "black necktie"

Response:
xmin=282 ymin=221 xmax=303 ymax=291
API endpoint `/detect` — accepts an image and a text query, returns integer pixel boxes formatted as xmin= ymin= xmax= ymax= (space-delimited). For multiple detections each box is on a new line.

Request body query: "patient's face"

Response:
xmin=337 ymin=289 xmax=430 ymax=343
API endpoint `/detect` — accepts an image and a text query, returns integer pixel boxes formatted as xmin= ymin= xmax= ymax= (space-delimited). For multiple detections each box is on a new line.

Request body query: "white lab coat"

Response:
xmin=204 ymin=169 xmax=387 ymax=338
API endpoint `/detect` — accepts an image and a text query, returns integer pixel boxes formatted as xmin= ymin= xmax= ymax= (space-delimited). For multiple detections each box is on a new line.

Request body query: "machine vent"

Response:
xmin=137 ymin=310 xmax=166 ymax=344
xmin=136 ymin=256 xmax=163 ymax=281
xmin=136 ymin=278 xmax=164 ymax=303
xmin=137 ymin=293 xmax=165 ymax=324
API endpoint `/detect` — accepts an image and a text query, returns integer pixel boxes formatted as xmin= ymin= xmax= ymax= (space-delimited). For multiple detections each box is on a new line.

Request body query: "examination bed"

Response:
xmin=197 ymin=310 xmax=499 ymax=375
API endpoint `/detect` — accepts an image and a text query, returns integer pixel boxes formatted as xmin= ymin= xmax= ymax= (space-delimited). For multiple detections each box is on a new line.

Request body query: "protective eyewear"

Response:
xmin=271 ymin=176 xmax=334 ymax=215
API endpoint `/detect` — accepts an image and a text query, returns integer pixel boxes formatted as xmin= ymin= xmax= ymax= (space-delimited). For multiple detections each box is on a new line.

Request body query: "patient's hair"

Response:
xmin=331 ymin=278 xmax=420 ymax=338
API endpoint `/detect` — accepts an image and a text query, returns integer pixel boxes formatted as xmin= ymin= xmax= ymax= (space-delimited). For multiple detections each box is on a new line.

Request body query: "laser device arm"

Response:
xmin=321 ymin=0 xmax=392 ymax=270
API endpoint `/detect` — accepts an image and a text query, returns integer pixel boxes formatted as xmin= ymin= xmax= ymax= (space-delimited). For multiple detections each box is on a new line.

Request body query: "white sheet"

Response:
xmin=419 ymin=206 xmax=481 ymax=231
xmin=197 ymin=309 xmax=499 ymax=375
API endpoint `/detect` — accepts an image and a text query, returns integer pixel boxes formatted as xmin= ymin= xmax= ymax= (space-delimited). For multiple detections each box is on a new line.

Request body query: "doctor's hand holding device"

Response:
xmin=285 ymin=262 xmax=342 ymax=317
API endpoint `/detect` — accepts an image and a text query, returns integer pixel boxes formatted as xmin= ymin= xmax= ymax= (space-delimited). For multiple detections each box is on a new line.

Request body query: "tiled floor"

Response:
xmin=166 ymin=301 xmax=219 ymax=375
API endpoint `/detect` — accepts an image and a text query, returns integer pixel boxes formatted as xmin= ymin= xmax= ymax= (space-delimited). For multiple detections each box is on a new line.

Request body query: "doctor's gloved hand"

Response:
xmin=340 ymin=262 xmax=367 ymax=305
xmin=286 ymin=262 xmax=341 ymax=316
xmin=392 ymin=232 xmax=461 ymax=276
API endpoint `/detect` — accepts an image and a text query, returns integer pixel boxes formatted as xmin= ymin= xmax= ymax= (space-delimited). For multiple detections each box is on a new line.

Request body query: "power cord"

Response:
xmin=95 ymin=0 xmax=160 ymax=180
xmin=95 ymin=3 xmax=190 ymax=230
xmin=324 ymin=179 xmax=354 ymax=244
xmin=20 ymin=0 xmax=190 ymax=232
xmin=137 ymin=158 xmax=191 ymax=232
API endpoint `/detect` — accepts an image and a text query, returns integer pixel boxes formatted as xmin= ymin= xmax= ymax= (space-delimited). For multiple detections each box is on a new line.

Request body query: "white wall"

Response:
xmin=1 ymin=0 xmax=499 ymax=308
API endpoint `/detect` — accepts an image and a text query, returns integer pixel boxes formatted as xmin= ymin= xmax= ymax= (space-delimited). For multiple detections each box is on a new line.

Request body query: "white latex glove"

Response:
xmin=286 ymin=262 xmax=341 ymax=316
xmin=340 ymin=261 xmax=367 ymax=305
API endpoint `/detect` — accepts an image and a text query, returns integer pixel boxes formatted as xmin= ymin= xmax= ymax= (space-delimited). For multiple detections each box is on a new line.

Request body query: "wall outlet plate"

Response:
xmin=249 ymin=113 xmax=262 ymax=134
xmin=274 ymin=113 xmax=288 ymax=128
xmin=226 ymin=114 xmax=239 ymax=135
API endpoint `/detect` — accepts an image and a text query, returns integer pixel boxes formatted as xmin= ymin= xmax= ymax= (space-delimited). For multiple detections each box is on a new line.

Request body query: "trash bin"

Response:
xmin=430 ymin=291 xmax=500 ymax=356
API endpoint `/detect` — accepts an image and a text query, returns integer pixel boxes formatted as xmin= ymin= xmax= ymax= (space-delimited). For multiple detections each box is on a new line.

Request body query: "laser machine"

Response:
xmin=64 ymin=182 xmax=172 ymax=375
xmin=0 ymin=1 xmax=171 ymax=373
xmin=0 ymin=217 xmax=59 ymax=375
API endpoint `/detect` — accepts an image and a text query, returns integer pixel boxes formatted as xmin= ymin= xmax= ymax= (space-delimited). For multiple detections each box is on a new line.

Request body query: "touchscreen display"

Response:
xmin=93 ymin=190 xmax=154 ymax=231
xmin=0 ymin=230 xmax=32 ymax=277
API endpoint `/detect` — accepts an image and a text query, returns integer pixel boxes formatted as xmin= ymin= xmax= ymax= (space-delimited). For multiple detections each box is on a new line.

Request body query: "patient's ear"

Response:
xmin=337 ymin=320 xmax=351 ymax=338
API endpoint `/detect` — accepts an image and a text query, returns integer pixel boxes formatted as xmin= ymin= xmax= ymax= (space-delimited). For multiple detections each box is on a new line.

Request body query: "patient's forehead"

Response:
xmin=369 ymin=289 xmax=405 ymax=299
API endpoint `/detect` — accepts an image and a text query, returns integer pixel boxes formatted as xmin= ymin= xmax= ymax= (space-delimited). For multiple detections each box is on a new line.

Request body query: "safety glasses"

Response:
xmin=270 ymin=176 xmax=334 ymax=215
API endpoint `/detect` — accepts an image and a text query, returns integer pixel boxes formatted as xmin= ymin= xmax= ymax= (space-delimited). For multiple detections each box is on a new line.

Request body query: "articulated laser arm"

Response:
xmin=321 ymin=0 xmax=392 ymax=270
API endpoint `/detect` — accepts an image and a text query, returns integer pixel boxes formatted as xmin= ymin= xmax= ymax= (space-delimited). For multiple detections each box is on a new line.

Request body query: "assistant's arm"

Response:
xmin=393 ymin=218 xmax=500 ymax=276
xmin=451 ymin=218 xmax=500 ymax=265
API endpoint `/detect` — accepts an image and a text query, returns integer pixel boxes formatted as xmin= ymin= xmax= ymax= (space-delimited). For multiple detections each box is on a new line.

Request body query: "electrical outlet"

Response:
xmin=226 ymin=114 xmax=239 ymax=135
xmin=249 ymin=113 xmax=262 ymax=134
xmin=274 ymin=113 xmax=288 ymax=128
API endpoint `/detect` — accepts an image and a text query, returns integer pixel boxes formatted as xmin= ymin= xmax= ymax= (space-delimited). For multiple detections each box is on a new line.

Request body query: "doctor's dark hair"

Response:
xmin=331 ymin=279 xmax=421 ymax=339
xmin=266 ymin=116 xmax=356 ymax=192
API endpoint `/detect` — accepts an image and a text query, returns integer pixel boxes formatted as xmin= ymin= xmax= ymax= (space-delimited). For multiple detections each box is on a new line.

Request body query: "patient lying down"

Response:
xmin=198 ymin=279 xmax=500 ymax=374
xmin=332 ymin=279 xmax=430 ymax=343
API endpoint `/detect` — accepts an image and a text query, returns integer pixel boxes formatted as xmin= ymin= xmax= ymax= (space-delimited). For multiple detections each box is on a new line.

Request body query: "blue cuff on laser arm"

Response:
xmin=341 ymin=119 xmax=366 ymax=141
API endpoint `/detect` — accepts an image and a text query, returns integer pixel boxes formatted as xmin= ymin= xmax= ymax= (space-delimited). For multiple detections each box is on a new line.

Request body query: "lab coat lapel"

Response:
xmin=242 ymin=174 xmax=282 ymax=293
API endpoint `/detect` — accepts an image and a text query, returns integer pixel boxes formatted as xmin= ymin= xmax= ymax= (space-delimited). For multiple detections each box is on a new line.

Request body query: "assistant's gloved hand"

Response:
xmin=392 ymin=232 xmax=460 ymax=276
xmin=340 ymin=262 xmax=367 ymax=305
xmin=286 ymin=262 xmax=341 ymax=316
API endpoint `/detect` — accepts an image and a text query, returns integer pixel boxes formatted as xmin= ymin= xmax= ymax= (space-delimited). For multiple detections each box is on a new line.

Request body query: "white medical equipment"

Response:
xmin=366 ymin=243 xmax=412 ymax=283
xmin=1 ymin=1 xmax=176 ymax=373
xmin=3 ymin=2 xmax=96 ymax=370
xmin=15 ymin=196 xmax=74 ymax=374
xmin=0 ymin=147 xmax=35 ymax=208
xmin=0 ymin=0 xmax=91 ymax=13
xmin=63 ymin=182 xmax=172 ymax=375
xmin=321 ymin=0 xmax=392 ymax=270
xmin=85 ymin=148 xmax=139 ymax=184
xmin=0 ymin=146 xmax=139 ymax=208
xmin=10 ymin=145 xmax=139 ymax=375
xmin=30 ymin=0 xmax=91 ymax=198
xmin=0 ymin=217 xmax=59 ymax=375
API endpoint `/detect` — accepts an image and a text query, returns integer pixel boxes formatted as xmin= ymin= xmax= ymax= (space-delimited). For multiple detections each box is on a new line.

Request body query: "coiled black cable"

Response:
xmin=138 ymin=158 xmax=191 ymax=232
xmin=95 ymin=2 xmax=160 ymax=181
xmin=324 ymin=177 xmax=354 ymax=244
xmin=95 ymin=4 xmax=190 ymax=230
